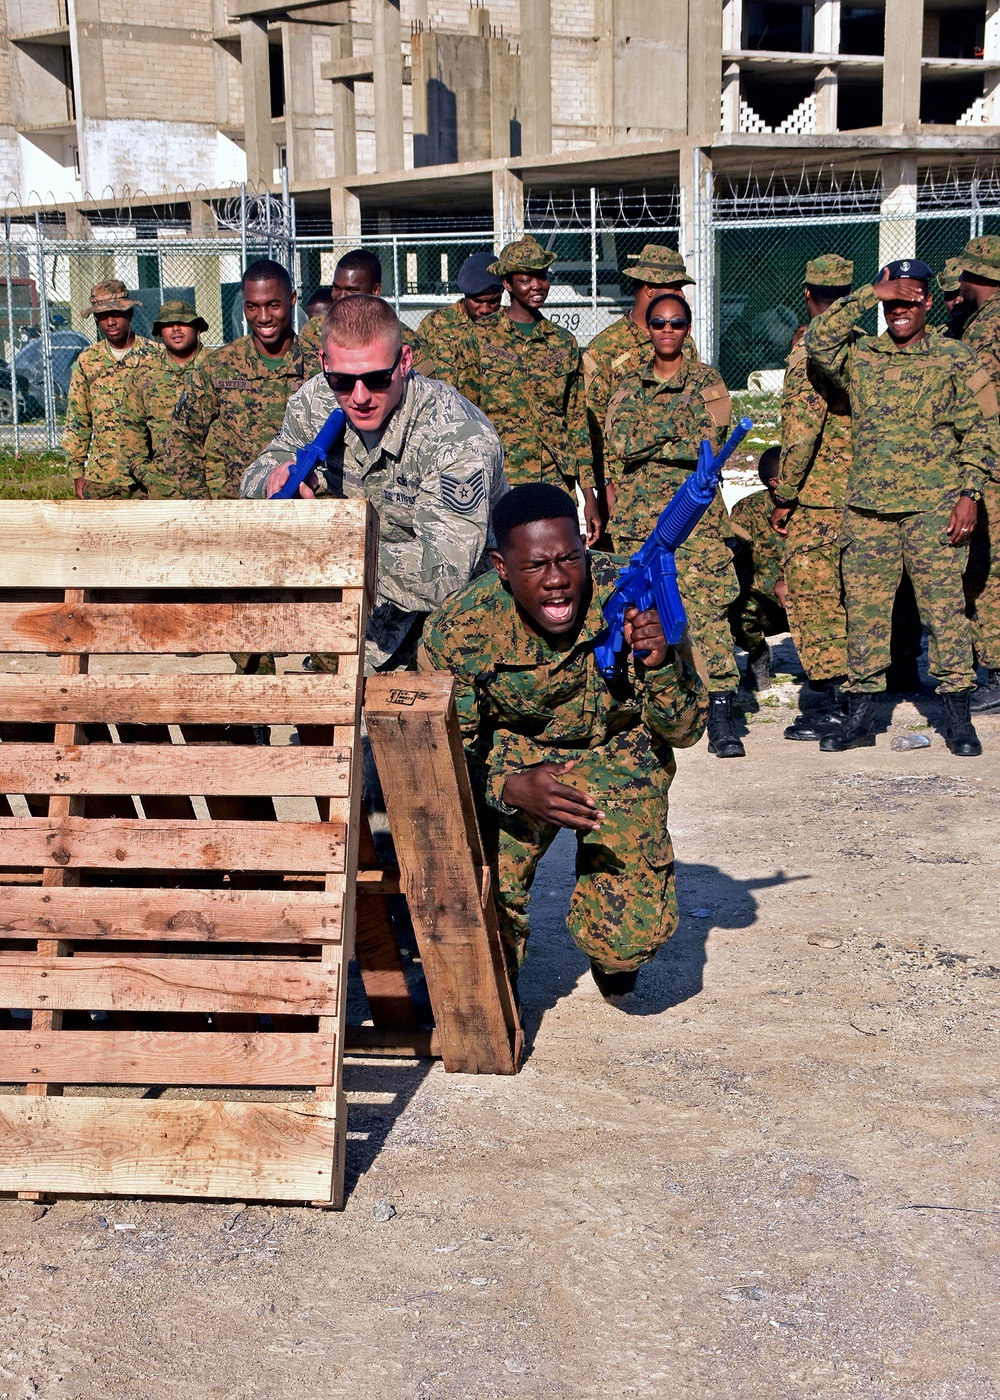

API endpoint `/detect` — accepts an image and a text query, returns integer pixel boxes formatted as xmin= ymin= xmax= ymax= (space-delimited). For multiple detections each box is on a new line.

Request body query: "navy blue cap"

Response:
xmin=881 ymin=259 xmax=935 ymax=283
xmin=457 ymin=251 xmax=503 ymax=297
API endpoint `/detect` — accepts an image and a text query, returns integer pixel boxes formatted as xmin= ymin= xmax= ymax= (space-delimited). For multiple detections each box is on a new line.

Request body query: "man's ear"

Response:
xmin=373 ymin=283 xmax=383 ymax=297
xmin=924 ymin=293 xmax=934 ymax=312
xmin=290 ymin=290 xmax=297 ymax=307
xmin=490 ymin=549 xmax=509 ymax=580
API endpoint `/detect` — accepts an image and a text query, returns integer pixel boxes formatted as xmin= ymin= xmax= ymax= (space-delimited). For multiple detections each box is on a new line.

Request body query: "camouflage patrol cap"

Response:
xmin=803 ymin=253 xmax=853 ymax=287
xmin=937 ymin=257 xmax=963 ymax=294
xmin=85 ymin=279 xmax=140 ymax=317
xmin=153 ymin=298 xmax=209 ymax=334
xmin=488 ymin=235 xmax=557 ymax=277
xmin=624 ymin=243 xmax=695 ymax=286
xmin=960 ymin=235 xmax=1000 ymax=284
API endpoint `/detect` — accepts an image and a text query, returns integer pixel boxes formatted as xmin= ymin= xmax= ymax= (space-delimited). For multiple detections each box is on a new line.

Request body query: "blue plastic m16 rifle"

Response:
xmin=593 ymin=415 xmax=753 ymax=680
xmin=271 ymin=406 xmax=346 ymax=498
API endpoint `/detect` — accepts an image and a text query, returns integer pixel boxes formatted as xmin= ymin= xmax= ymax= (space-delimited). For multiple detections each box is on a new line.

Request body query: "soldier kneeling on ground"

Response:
xmin=419 ymin=483 xmax=707 ymax=1005
xmin=728 ymin=446 xmax=789 ymax=691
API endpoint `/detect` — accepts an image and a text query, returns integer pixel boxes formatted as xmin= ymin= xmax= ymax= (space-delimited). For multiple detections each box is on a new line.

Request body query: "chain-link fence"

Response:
xmin=4 ymin=167 xmax=1000 ymax=458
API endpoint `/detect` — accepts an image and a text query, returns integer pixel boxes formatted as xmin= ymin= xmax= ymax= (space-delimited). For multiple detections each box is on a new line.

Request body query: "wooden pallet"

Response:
xmin=0 ymin=499 xmax=376 ymax=1207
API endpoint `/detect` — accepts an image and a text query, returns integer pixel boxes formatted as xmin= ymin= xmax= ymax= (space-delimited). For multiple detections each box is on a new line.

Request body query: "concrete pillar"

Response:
xmin=327 ymin=19 xmax=358 ymax=177
xmin=595 ymin=0 xmax=614 ymax=144
xmin=519 ymin=0 xmax=552 ymax=157
xmin=282 ymin=22 xmax=318 ymax=182
xmin=67 ymin=0 xmax=107 ymax=192
xmin=882 ymin=0 xmax=922 ymax=128
xmin=721 ymin=62 xmax=740 ymax=132
xmin=722 ymin=0 xmax=743 ymax=49
xmin=813 ymin=0 xmax=840 ymax=132
xmin=372 ymin=0 xmax=404 ymax=173
xmin=190 ymin=199 xmax=219 ymax=237
xmin=878 ymin=155 xmax=918 ymax=329
xmin=489 ymin=35 xmax=519 ymax=158
xmin=680 ymin=145 xmax=717 ymax=365
xmin=984 ymin=0 xmax=1000 ymax=123
xmin=330 ymin=184 xmax=362 ymax=239
xmin=240 ymin=18 xmax=274 ymax=185
xmin=470 ymin=5 xmax=490 ymax=37
xmin=493 ymin=166 xmax=524 ymax=249
xmin=688 ymin=0 xmax=723 ymax=139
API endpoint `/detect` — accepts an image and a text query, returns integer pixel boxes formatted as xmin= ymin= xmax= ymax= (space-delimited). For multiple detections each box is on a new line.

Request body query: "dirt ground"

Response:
xmin=1 ymin=645 xmax=998 ymax=1400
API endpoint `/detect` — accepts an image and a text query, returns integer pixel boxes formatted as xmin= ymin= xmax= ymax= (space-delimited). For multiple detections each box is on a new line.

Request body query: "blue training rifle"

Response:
xmin=593 ymin=415 xmax=754 ymax=679
xmin=271 ymin=406 xmax=346 ymax=498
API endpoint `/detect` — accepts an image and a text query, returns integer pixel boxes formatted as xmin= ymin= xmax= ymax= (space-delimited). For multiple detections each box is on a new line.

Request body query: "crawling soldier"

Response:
xmin=419 ymin=483 xmax=707 ymax=1003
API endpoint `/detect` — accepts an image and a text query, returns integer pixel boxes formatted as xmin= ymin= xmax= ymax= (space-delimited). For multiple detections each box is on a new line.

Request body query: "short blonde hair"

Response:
xmin=322 ymin=294 xmax=402 ymax=353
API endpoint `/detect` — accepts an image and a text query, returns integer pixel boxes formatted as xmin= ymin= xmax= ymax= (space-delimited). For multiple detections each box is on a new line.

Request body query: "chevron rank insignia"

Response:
xmin=440 ymin=468 xmax=487 ymax=515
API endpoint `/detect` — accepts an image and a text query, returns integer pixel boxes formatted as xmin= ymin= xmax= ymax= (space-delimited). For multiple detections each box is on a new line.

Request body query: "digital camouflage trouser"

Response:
xmin=483 ymin=732 xmax=679 ymax=974
xmin=782 ymin=504 xmax=849 ymax=682
xmin=841 ymin=503 xmax=974 ymax=694
xmin=964 ymin=481 xmax=1000 ymax=670
xmin=615 ymin=518 xmax=740 ymax=691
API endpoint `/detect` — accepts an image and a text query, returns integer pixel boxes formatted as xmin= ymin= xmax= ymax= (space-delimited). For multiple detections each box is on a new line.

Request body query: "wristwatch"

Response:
xmin=960 ymin=489 xmax=983 ymax=503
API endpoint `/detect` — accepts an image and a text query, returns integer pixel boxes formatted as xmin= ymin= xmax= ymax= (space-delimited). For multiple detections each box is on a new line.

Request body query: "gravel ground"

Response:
xmin=0 ymin=652 xmax=998 ymax=1399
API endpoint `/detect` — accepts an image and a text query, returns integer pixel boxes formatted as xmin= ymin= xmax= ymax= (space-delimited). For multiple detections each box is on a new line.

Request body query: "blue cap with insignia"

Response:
xmin=881 ymin=259 xmax=934 ymax=283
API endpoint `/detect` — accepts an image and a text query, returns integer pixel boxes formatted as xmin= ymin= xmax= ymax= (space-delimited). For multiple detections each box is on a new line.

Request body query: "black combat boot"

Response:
xmin=942 ymin=691 xmax=983 ymax=757
xmin=743 ymin=642 xmax=772 ymax=692
xmin=818 ymin=692 xmax=877 ymax=752
xmin=784 ymin=679 xmax=847 ymax=741
xmin=969 ymin=668 xmax=1000 ymax=713
xmin=707 ymin=692 xmax=746 ymax=758
xmin=590 ymin=960 xmax=639 ymax=1001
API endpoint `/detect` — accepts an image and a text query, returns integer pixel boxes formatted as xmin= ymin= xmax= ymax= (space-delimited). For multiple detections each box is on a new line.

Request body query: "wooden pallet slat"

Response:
xmin=0 ymin=743 xmax=352 ymax=798
xmin=0 ymin=956 xmax=339 ymax=1015
xmin=0 ymin=818 xmax=347 ymax=871
xmin=0 ymin=499 xmax=375 ymax=590
xmin=0 ymin=674 xmax=359 ymax=726
xmin=0 ymin=601 xmax=361 ymax=654
xmin=2 ymin=1031 xmax=338 ymax=1086
xmin=0 ymin=886 xmax=345 ymax=941
xmin=0 ymin=1097 xmax=338 ymax=1200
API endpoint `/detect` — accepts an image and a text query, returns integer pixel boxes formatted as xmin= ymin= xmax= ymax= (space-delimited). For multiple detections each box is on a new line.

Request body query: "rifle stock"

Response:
xmin=271 ymin=406 xmax=346 ymax=499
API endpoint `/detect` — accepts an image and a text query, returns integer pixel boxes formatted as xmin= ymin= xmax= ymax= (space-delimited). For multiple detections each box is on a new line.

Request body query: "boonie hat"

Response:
xmin=624 ymin=244 xmax=695 ymax=287
xmin=803 ymin=253 xmax=853 ymax=287
xmin=152 ymin=299 xmax=209 ymax=335
xmin=457 ymin=251 xmax=503 ymax=297
xmin=881 ymin=259 xmax=934 ymax=282
xmin=936 ymin=257 xmax=963 ymax=294
xmin=959 ymin=235 xmax=1000 ymax=284
xmin=85 ymin=279 xmax=140 ymax=317
xmin=488 ymin=235 xmax=557 ymax=277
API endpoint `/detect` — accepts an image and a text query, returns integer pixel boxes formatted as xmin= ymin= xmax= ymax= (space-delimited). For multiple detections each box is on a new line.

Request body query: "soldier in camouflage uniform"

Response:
xmin=413 ymin=251 xmax=503 ymax=382
xmin=729 ymin=447 xmax=788 ymax=689
xmin=62 ymin=279 xmax=156 ymax=499
xmin=447 ymin=235 xmax=599 ymax=540
xmin=805 ymin=259 xmax=998 ymax=756
xmin=241 ymin=293 xmax=506 ymax=673
xmin=772 ymin=254 xmax=855 ymax=739
xmin=603 ymin=291 xmax=744 ymax=758
xmin=298 ymin=249 xmax=383 ymax=376
xmin=957 ymin=236 xmax=1000 ymax=712
xmin=938 ymin=257 xmax=971 ymax=338
xmin=166 ymin=259 xmax=305 ymax=500
xmin=118 ymin=299 xmax=208 ymax=498
xmin=583 ymin=243 xmax=699 ymax=524
xmin=419 ymin=484 xmax=707 ymax=1000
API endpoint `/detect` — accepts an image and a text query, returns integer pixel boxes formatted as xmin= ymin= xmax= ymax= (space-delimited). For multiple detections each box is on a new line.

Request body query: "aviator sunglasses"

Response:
xmin=324 ymin=345 xmax=403 ymax=394
xmin=648 ymin=315 xmax=690 ymax=331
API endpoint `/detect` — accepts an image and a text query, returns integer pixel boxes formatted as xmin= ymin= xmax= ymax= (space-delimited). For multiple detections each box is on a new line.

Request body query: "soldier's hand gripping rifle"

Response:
xmin=270 ymin=406 xmax=346 ymax=498
xmin=593 ymin=416 xmax=753 ymax=679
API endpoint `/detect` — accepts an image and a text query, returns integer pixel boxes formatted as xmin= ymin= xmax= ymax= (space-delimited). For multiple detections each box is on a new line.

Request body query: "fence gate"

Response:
xmin=0 ymin=498 xmax=375 ymax=1207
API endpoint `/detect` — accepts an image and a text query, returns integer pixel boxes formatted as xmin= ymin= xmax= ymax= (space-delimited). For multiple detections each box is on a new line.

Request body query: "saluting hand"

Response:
xmin=264 ymin=459 xmax=319 ymax=498
xmin=501 ymin=760 xmax=605 ymax=832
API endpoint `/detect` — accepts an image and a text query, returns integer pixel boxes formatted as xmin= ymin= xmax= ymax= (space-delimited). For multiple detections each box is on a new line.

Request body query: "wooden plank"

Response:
xmin=0 ymin=499 xmax=375 ymax=590
xmin=352 ymin=809 xmax=417 ymax=1029
xmin=0 ymin=818 xmax=346 ymax=872
xmin=0 ymin=956 xmax=339 ymax=1015
xmin=1 ymin=1031 xmax=337 ymax=1085
xmin=0 ymin=744 xmax=351 ymax=798
xmin=0 ymin=602 xmax=360 ymax=655
xmin=344 ymin=1026 xmax=440 ymax=1058
xmin=0 ymin=886 xmax=345 ymax=942
xmin=0 ymin=1096 xmax=337 ymax=1200
xmin=365 ymin=671 xmax=521 ymax=1076
xmin=0 ymin=674 xmax=359 ymax=726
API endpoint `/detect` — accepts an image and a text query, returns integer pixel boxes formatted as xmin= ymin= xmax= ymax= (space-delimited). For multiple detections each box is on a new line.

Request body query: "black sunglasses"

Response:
xmin=324 ymin=345 xmax=403 ymax=394
xmin=648 ymin=315 xmax=690 ymax=331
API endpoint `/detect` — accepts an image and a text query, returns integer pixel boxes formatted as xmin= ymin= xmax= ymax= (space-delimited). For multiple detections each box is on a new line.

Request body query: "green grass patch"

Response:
xmin=0 ymin=449 xmax=74 ymax=499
